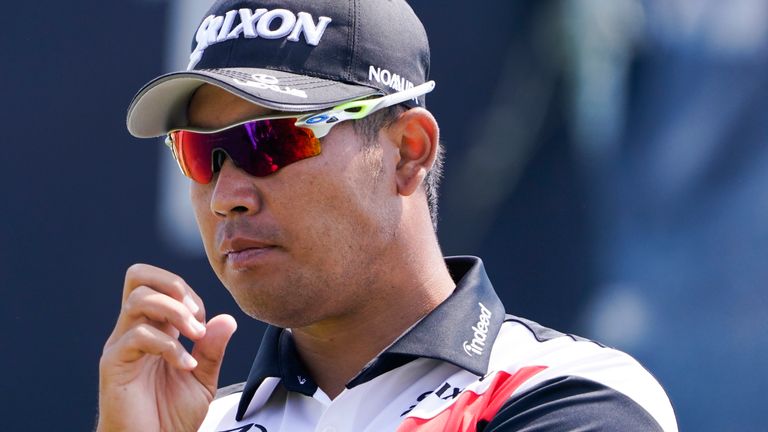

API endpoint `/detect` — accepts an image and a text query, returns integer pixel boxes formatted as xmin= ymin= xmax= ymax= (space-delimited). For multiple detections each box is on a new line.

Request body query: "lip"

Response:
xmin=221 ymin=238 xmax=278 ymax=271
xmin=226 ymin=247 xmax=276 ymax=271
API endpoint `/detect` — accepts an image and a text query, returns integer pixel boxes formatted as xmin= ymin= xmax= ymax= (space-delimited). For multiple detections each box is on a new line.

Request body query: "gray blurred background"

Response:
xmin=2 ymin=0 xmax=767 ymax=430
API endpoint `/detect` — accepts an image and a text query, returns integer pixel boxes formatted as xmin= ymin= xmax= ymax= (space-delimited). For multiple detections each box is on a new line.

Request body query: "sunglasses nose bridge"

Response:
xmin=211 ymin=148 xmax=230 ymax=173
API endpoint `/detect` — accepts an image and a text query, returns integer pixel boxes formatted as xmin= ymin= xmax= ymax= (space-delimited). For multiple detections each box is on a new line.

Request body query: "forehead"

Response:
xmin=187 ymin=84 xmax=275 ymax=129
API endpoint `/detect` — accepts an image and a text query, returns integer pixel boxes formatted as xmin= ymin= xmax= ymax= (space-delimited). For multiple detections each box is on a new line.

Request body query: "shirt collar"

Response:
xmin=236 ymin=256 xmax=505 ymax=421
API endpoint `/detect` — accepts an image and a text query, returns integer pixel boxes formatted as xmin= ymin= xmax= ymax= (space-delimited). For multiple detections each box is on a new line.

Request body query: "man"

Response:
xmin=98 ymin=0 xmax=678 ymax=431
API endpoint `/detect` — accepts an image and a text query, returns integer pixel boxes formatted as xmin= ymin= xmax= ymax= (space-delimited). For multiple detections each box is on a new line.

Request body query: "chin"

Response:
xmin=224 ymin=282 xmax=325 ymax=328
xmin=240 ymin=303 xmax=323 ymax=329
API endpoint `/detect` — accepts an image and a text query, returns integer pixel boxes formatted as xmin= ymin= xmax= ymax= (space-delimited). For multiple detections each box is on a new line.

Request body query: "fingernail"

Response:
xmin=183 ymin=295 xmax=200 ymax=315
xmin=189 ymin=316 xmax=206 ymax=335
xmin=182 ymin=352 xmax=198 ymax=369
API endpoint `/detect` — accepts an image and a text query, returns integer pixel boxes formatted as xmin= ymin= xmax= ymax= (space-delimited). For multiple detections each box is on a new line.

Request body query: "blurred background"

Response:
xmin=2 ymin=0 xmax=767 ymax=430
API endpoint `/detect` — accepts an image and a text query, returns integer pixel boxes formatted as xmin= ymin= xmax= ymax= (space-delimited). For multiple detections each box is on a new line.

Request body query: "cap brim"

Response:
xmin=126 ymin=68 xmax=381 ymax=138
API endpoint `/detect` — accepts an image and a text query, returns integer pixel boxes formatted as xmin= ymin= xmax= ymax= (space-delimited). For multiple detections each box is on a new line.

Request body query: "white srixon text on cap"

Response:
xmin=188 ymin=8 xmax=333 ymax=70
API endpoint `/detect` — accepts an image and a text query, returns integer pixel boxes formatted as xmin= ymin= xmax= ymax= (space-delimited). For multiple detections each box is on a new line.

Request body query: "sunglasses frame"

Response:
xmin=164 ymin=80 xmax=436 ymax=178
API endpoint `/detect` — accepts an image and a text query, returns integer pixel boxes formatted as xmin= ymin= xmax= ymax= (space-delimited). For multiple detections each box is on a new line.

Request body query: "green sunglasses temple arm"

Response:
xmin=295 ymin=80 xmax=436 ymax=138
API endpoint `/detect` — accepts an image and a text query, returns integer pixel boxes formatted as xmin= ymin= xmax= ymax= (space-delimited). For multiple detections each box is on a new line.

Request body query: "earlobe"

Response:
xmin=391 ymin=108 xmax=440 ymax=197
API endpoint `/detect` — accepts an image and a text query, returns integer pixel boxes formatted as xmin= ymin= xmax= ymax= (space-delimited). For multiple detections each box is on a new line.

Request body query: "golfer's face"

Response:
xmin=187 ymin=84 xmax=399 ymax=327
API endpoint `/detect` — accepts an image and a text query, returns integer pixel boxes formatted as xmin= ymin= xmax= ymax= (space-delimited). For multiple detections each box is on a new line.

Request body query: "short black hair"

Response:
xmin=353 ymin=106 xmax=444 ymax=231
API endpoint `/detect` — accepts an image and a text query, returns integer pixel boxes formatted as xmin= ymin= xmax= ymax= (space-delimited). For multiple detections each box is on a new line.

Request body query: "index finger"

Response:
xmin=122 ymin=263 xmax=205 ymax=321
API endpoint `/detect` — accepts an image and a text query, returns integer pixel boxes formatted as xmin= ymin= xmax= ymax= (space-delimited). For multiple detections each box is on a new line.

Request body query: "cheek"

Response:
xmin=288 ymin=155 xmax=390 ymax=253
xmin=189 ymin=183 xmax=218 ymax=254
xmin=189 ymin=182 xmax=210 ymax=223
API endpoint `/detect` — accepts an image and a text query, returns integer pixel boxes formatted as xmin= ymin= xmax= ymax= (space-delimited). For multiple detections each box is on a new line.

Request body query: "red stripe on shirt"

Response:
xmin=397 ymin=365 xmax=548 ymax=432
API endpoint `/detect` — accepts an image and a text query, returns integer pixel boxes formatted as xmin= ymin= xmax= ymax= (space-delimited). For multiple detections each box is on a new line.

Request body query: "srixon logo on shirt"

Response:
xmin=188 ymin=8 xmax=333 ymax=70
xmin=216 ymin=423 xmax=267 ymax=432
xmin=400 ymin=382 xmax=464 ymax=416
xmin=463 ymin=302 xmax=492 ymax=357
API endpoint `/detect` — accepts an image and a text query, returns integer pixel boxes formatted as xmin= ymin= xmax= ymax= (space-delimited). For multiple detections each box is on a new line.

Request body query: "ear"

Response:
xmin=387 ymin=108 xmax=440 ymax=197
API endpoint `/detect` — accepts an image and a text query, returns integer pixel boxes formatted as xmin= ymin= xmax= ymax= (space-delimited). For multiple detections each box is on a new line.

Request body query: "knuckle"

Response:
xmin=126 ymin=324 xmax=153 ymax=344
xmin=100 ymin=342 xmax=115 ymax=361
xmin=124 ymin=263 xmax=155 ymax=294
xmin=121 ymin=286 xmax=148 ymax=313
xmin=156 ymin=337 xmax=179 ymax=357
xmin=125 ymin=263 xmax=150 ymax=281
xmin=98 ymin=351 xmax=112 ymax=371
xmin=169 ymin=277 xmax=189 ymax=296
xmin=120 ymin=299 xmax=134 ymax=316
xmin=166 ymin=339 xmax=181 ymax=353
xmin=162 ymin=302 xmax=188 ymax=326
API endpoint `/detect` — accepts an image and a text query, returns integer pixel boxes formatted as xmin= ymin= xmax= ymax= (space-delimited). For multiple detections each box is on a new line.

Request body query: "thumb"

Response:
xmin=191 ymin=314 xmax=237 ymax=395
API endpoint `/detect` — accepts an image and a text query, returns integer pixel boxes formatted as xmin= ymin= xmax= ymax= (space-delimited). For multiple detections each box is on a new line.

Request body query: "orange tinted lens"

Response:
xmin=169 ymin=118 xmax=321 ymax=183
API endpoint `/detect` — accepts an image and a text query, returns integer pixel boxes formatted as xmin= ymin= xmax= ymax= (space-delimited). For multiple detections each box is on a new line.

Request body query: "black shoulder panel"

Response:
xmin=506 ymin=315 xmax=605 ymax=347
xmin=482 ymin=376 xmax=663 ymax=431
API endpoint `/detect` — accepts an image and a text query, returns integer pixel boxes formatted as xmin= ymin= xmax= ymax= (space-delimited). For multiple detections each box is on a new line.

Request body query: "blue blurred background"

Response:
xmin=2 ymin=0 xmax=767 ymax=430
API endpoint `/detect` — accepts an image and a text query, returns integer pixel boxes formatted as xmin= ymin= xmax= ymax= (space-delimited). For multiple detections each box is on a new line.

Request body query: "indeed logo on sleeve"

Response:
xmin=188 ymin=8 xmax=333 ymax=70
xmin=463 ymin=303 xmax=492 ymax=357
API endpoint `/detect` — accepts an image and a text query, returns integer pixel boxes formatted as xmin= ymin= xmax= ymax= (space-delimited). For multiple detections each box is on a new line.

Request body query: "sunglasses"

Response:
xmin=165 ymin=80 xmax=436 ymax=184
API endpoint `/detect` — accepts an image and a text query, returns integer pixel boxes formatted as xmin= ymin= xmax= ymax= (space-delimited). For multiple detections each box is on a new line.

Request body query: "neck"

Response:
xmin=291 ymin=230 xmax=455 ymax=399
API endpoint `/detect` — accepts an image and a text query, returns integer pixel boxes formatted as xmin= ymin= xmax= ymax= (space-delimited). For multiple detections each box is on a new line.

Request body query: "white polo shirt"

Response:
xmin=199 ymin=257 xmax=677 ymax=432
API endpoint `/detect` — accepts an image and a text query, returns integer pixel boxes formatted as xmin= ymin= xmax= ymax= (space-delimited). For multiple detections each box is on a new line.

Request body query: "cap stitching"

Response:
xmin=297 ymin=81 xmax=349 ymax=91
xmin=202 ymin=68 xmax=376 ymax=92
xmin=223 ymin=36 xmax=236 ymax=70
xmin=206 ymin=68 xmax=349 ymax=85
xmin=235 ymin=65 xmax=361 ymax=84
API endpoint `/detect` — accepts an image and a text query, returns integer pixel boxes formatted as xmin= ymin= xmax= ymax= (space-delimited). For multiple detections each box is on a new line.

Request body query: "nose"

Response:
xmin=210 ymin=157 xmax=263 ymax=217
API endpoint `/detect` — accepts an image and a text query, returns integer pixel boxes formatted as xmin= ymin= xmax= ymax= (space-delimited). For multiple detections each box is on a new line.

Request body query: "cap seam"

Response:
xmin=353 ymin=0 xmax=360 ymax=81
xmin=345 ymin=0 xmax=355 ymax=82
xmin=223 ymin=36 xmax=235 ymax=71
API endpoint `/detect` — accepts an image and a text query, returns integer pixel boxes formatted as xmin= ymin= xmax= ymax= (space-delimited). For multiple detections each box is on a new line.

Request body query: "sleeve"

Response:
xmin=481 ymin=376 xmax=665 ymax=432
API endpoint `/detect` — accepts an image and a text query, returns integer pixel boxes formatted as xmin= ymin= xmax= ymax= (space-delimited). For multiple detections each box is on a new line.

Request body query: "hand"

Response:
xmin=97 ymin=264 xmax=237 ymax=432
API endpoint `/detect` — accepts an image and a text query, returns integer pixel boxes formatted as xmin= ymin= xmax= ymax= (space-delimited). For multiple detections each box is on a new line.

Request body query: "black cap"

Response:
xmin=127 ymin=0 xmax=431 ymax=138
